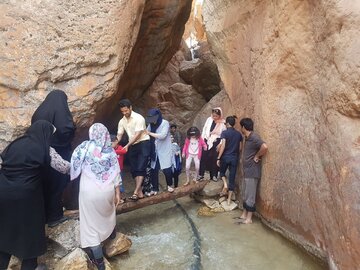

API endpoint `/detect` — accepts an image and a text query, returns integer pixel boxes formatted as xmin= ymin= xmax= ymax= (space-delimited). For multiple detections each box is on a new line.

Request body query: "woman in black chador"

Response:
xmin=31 ymin=89 xmax=75 ymax=227
xmin=0 ymin=120 xmax=70 ymax=270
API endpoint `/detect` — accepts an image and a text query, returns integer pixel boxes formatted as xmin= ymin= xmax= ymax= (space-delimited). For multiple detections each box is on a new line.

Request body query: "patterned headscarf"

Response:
xmin=70 ymin=123 xmax=121 ymax=185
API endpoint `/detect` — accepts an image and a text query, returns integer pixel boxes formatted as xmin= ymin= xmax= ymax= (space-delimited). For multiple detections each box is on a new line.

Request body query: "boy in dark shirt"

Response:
xmin=216 ymin=116 xmax=243 ymax=205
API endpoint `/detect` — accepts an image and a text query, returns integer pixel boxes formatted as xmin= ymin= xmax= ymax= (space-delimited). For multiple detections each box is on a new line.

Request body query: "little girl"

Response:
xmin=182 ymin=127 xmax=207 ymax=186
xmin=171 ymin=134 xmax=182 ymax=188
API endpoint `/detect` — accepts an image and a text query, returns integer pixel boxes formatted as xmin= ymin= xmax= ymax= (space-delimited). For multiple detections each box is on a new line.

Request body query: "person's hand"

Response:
xmin=145 ymin=130 xmax=150 ymax=135
xmin=114 ymin=192 xmax=121 ymax=207
xmin=124 ymin=144 xmax=129 ymax=151
xmin=182 ymin=154 xmax=185 ymax=159
xmin=253 ymin=156 xmax=260 ymax=163
xmin=216 ymin=144 xmax=221 ymax=152
xmin=216 ymin=160 xmax=220 ymax=167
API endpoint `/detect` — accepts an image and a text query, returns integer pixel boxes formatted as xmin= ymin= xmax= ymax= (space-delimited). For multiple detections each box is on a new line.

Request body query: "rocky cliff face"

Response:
xmin=0 ymin=0 xmax=192 ymax=148
xmin=202 ymin=1 xmax=360 ymax=269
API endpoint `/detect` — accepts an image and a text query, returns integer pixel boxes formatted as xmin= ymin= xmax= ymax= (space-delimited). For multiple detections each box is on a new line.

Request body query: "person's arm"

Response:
xmin=254 ymin=143 xmax=268 ymax=163
xmin=114 ymin=185 xmax=121 ymax=207
xmin=125 ymin=131 xmax=142 ymax=149
xmin=216 ymin=139 xmax=226 ymax=167
xmin=117 ymin=121 xmax=125 ymax=142
xmin=49 ymin=147 xmax=70 ymax=174
xmin=146 ymin=121 xmax=169 ymax=140
xmin=182 ymin=139 xmax=188 ymax=158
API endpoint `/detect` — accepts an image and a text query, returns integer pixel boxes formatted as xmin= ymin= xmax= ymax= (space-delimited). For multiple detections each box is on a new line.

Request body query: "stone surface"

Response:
xmin=220 ymin=200 xmax=238 ymax=212
xmin=203 ymin=0 xmax=360 ymax=268
xmin=199 ymin=180 xmax=223 ymax=197
xmin=179 ymin=59 xmax=201 ymax=84
xmin=0 ymin=0 xmax=192 ymax=149
xmin=202 ymin=199 xmax=221 ymax=209
xmin=54 ymin=248 xmax=112 ymax=270
xmin=133 ymin=46 xmax=207 ymax=134
xmin=47 ymin=219 xmax=80 ymax=252
xmin=103 ymin=233 xmax=132 ymax=258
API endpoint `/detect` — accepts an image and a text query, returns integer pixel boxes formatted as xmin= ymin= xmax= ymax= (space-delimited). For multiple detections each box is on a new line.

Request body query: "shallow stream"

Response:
xmin=111 ymin=176 xmax=325 ymax=270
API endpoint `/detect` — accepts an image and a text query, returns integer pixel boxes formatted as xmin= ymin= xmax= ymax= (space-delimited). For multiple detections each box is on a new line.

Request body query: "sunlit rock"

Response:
xmin=47 ymin=219 xmax=80 ymax=252
xmin=103 ymin=233 xmax=132 ymax=258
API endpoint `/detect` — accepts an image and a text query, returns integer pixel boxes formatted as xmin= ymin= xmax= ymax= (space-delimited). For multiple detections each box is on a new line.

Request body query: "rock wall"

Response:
xmin=0 ymin=0 xmax=192 ymax=149
xmin=203 ymin=0 xmax=360 ymax=269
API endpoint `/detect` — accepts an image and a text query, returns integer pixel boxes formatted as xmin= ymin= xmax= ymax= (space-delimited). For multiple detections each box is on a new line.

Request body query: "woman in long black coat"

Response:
xmin=31 ymin=89 xmax=75 ymax=226
xmin=0 ymin=120 xmax=70 ymax=270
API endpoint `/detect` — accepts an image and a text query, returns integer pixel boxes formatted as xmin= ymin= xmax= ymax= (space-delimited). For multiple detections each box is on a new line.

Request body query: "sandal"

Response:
xmin=128 ymin=194 xmax=139 ymax=201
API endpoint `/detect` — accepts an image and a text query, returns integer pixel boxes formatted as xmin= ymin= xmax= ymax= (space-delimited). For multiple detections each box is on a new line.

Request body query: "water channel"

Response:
xmin=111 ymin=175 xmax=326 ymax=270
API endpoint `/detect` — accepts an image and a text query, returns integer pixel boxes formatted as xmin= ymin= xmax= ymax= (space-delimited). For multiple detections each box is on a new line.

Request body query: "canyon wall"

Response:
xmin=0 ymin=0 xmax=192 ymax=148
xmin=202 ymin=0 xmax=360 ymax=269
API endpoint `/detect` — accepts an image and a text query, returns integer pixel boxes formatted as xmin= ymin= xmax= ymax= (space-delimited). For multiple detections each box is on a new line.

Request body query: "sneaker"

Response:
xmin=196 ymin=175 xmax=204 ymax=181
xmin=211 ymin=176 xmax=218 ymax=182
xmin=167 ymin=186 xmax=174 ymax=193
xmin=145 ymin=192 xmax=152 ymax=197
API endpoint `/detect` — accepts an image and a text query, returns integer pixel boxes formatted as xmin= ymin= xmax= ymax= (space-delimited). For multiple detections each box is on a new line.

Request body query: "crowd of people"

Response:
xmin=0 ymin=90 xmax=268 ymax=270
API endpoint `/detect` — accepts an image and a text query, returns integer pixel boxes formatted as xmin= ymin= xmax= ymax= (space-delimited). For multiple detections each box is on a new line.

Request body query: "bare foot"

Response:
xmin=183 ymin=181 xmax=190 ymax=186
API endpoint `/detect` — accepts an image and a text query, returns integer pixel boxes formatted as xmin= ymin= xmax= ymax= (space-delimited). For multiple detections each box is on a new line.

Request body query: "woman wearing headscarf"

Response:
xmin=70 ymin=123 xmax=121 ymax=270
xmin=31 ymin=89 xmax=75 ymax=227
xmin=145 ymin=108 xmax=174 ymax=196
xmin=0 ymin=120 xmax=70 ymax=270
xmin=198 ymin=107 xmax=226 ymax=181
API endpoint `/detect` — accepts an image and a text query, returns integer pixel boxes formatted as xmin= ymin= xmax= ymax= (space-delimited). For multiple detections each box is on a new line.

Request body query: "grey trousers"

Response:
xmin=243 ymin=178 xmax=259 ymax=212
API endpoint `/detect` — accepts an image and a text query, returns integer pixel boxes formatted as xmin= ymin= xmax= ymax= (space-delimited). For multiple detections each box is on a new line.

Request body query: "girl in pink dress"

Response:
xmin=182 ymin=127 xmax=207 ymax=186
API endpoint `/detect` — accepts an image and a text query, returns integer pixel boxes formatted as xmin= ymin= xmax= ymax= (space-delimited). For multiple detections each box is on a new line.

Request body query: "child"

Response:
xmin=70 ymin=123 xmax=122 ymax=270
xmin=171 ymin=134 xmax=182 ymax=188
xmin=182 ymin=126 xmax=207 ymax=186
xmin=111 ymin=135 xmax=127 ymax=194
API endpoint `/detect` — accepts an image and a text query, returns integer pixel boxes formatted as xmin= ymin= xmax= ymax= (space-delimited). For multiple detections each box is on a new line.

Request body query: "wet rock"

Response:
xmin=202 ymin=199 xmax=221 ymax=209
xmin=203 ymin=0 xmax=360 ymax=267
xmin=103 ymin=233 xmax=132 ymax=258
xmin=197 ymin=206 xmax=216 ymax=217
xmin=47 ymin=219 xmax=80 ymax=252
xmin=220 ymin=200 xmax=238 ymax=212
xmin=54 ymin=248 xmax=112 ymax=270
xmin=199 ymin=180 xmax=223 ymax=197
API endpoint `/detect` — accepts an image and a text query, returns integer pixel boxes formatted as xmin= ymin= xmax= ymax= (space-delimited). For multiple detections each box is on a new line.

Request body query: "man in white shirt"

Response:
xmin=117 ymin=99 xmax=150 ymax=200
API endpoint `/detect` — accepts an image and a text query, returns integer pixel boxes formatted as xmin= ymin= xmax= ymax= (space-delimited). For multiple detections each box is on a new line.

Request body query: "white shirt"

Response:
xmin=117 ymin=111 xmax=149 ymax=144
xmin=188 ymin=138 xmax=199 ymax=155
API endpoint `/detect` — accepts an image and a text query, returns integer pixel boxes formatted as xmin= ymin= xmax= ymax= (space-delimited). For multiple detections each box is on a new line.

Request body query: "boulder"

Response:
xmin=203 ymin=0 xmax=360 ymax=267
xmin=179 ymin=59 xmax=201 ymax=84
xmin=199 ymin=180 xmax=223 ymax=197
xmin=54 ymin=248 xmax=112 ymax=270
xmin=220 ymin=200 xmax=238 ymax=212
xmin=47 ymin=219 xmax=80 ymax=252
xmin=103 ymin=233 xmax=132 ymax=258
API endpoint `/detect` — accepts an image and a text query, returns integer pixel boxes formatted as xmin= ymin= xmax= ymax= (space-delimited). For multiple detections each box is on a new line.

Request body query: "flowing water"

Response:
xmin=111 ymin=176 xmax=325 ymax=270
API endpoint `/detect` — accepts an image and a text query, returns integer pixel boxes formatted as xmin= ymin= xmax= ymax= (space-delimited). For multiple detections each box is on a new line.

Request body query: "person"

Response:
xmin=111 ymin=135 xmax=127 ymax=195
xmin=198 ymin=107 xmax=226 ymax=181
xmin=171 ymin=134 xmax=182 ymax=188
xmin=236 ymin=118 xmax=268 ymax=224
xmin=31 ymin=89 xmax=75 ymax=227
xmin=170 ymin=123 xmax=182 ymax=147
xmin=0 ymin=120 xmax=70 ymax=270
xmin=145 ymin=108 xmax=174 ymax=194
xmin=70 ymin=123 xmax=122 ymax=270
xmin=216 ymin=116 xmax=243 ymax=205
xmin=117 ymin=99 xmax=150 ymax=201
xmin=182 ymin=127 xmax=207 ymax=186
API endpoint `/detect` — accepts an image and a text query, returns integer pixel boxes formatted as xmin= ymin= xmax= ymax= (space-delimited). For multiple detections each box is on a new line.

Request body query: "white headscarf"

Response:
xmin=70 ymin=123 xmax=121 ymax=186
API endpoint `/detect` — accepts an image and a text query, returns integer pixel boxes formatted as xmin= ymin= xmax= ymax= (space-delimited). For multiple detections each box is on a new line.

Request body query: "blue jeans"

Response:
xmin=219 ymin=156 xmax=238 ymax=191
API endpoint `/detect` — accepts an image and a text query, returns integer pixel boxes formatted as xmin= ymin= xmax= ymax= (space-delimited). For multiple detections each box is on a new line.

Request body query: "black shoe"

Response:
xmin=93 ymin=258 xmax=105 ymax=270
xmin=196 ymin=175 xmax=204 ymax=181
xmin=48 ymin=216 xmax=68 ymax=228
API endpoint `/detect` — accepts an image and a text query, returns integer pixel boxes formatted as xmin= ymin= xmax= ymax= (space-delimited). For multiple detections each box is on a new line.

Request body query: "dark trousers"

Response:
xmin=173 ymin=171 xmax=180 ymax=188
xmin=128 ymin=140 xmax=151 ymax=178
xmin=0 ymin=251 xmax=37 ymax=270
xmin=199 ymin=145 xmax=219 ymax=178
xmin=219 ymin=156 xmax=238 ymax=191
xmin=44 ymin=146 xmax=71 ymax=223
xmin=150 ymin=158 xmax=173 ymax=191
